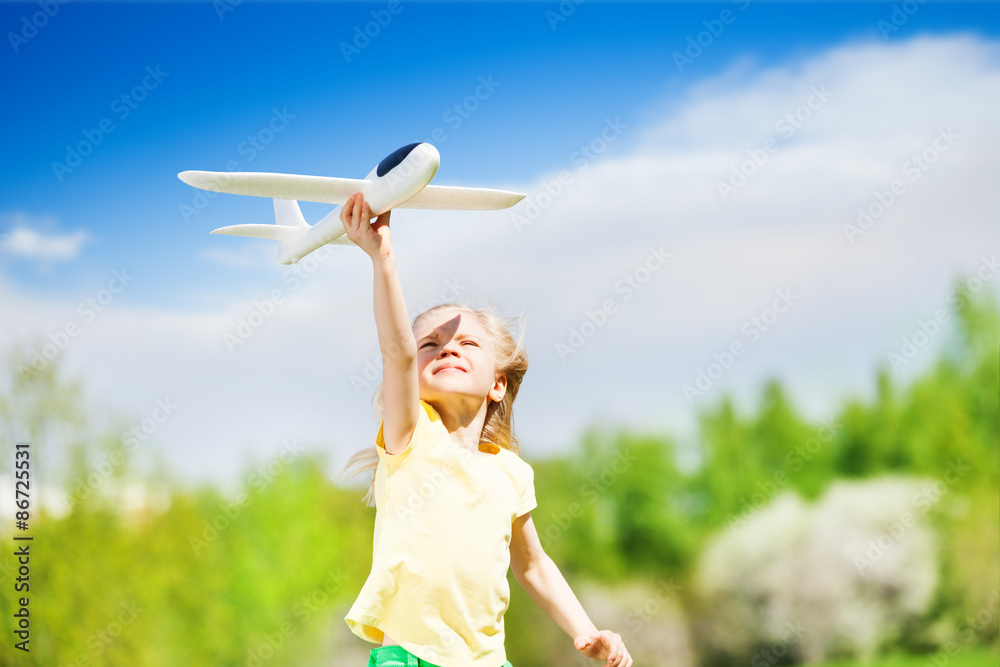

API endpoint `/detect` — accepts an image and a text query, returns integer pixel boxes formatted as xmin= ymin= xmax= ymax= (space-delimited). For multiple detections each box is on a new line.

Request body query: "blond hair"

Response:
xmin=336 ymin=301 xmax=528 ymax=506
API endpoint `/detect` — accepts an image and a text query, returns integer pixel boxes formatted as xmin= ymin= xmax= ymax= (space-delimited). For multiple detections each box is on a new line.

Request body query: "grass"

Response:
xmin=817 ymin=647 xmax=999 ymax=667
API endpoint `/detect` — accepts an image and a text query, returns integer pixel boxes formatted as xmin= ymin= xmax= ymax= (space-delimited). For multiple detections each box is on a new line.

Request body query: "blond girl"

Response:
xmin=338 ymin=193 xmax=632 ymax=667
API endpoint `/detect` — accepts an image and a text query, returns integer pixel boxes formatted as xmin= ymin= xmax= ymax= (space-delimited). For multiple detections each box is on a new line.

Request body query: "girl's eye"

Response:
xmin=462 ymin=341 xmax=477 ymax=346
xmin=420 ymin=342 xmax=435 ymax=349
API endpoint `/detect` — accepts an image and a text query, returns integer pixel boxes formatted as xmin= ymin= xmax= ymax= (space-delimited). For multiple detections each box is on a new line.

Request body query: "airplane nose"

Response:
xmin=415 ymin=142 xmax=440 ymax=166
xmin=376 ymin=142 xmax=440 ymax=177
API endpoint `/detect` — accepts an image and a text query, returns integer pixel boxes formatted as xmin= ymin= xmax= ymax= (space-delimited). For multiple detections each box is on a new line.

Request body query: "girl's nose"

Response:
xmin=438 ymin=342 xmax=460 ymax=356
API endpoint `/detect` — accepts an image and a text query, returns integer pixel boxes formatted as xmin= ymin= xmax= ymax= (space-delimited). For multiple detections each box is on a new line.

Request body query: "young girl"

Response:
xmin=337 ymin=192 xmax=633 ymax=667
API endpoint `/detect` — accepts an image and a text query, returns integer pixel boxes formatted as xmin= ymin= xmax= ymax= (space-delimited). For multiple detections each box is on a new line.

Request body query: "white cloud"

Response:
xmin=391 ymin=32 xmax=1000 ymax=440
xmin=0 ymin=213 xmax=88 ymax=261
xmin=1 ymin=34 xmax=998 ymax=487
xmin=195 ymin=243 xmax=275 ymax=269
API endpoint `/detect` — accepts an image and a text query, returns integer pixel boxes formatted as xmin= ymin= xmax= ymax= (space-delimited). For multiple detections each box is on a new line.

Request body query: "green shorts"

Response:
xmin=367 ymin=645 xmax=513 ymax=667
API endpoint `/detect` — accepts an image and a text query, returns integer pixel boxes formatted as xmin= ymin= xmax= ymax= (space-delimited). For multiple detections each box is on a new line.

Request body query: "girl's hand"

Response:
xmin=574 ymin=630 xmax=633 ymax=667
xmin=340 ymin=192 xmax=392 ymax=259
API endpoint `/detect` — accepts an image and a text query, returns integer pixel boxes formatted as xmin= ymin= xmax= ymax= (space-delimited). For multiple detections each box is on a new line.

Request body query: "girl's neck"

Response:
xmin=426 ymin=396 xmax=489 ymax=452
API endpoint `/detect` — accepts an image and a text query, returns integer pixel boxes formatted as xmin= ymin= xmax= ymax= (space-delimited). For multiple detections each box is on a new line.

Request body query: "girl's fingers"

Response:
xmin=606 ymin=634 xmax=623 ymax=664
xmin=339 ymin=197 xmax=349 ymax=226
xmin=342 ymin=194 xmax=358 ymax=228
xmin=351 ymin=195 xmax=361 ymax=226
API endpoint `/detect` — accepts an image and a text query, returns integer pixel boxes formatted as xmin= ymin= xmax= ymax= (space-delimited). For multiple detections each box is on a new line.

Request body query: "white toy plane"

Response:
xmin=178 ymin=142 xmax=525 ymax=265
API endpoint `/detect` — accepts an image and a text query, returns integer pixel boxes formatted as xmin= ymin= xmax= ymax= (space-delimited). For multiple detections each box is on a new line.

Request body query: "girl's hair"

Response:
xmin=336 ymin=301 xmax=528 ymax=507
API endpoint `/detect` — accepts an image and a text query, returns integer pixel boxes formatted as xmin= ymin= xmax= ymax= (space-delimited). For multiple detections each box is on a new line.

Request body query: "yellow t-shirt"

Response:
xmin=345 ymin=399 xmax=537 ymax=667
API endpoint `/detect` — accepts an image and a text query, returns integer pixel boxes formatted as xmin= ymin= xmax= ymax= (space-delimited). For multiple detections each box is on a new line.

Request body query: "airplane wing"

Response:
xmin=178 ymin=171 xmax=524 ymax=210
xmin=395 ymin=184 xmax=524 ymax=210
xmin=209 ymin=224 xmax=300 ymax=240
xmin=209 ymin=223 xmax=356 ymax=245
xmin=179 ymin=171 xmax=365 ymax=206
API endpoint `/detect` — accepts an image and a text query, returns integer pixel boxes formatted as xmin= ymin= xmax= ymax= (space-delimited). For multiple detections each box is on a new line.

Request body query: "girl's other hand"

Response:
xmin=574 ymin=630 xmax=633 ymax=667
xmin=340 ymin=192 xmax=392 ymax=259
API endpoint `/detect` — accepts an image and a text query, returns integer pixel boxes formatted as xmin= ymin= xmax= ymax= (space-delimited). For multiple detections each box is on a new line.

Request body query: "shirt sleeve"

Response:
xmin=375 ymin=400 xmax=444 ymax=469
xmin=516 ymin=461 xmax=537 ymax=517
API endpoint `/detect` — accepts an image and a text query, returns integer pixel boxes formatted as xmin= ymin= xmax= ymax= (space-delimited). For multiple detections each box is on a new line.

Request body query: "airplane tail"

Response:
xmin=208 ymin=199 xmax=310 ymax=256
xmin=272 ymin=199 xmax=311 ymax=256
xmin=272 ymin=198 xmax=355 ymax=248
xmin=273 ymin=198 xmax=310 ymax=232
xmin=208 ymin=198 xmax=354 ymax=265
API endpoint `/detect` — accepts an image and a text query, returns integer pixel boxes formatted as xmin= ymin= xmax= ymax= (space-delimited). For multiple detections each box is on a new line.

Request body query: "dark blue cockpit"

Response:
xmin=377 ymin=143 xmax=421 ymax=177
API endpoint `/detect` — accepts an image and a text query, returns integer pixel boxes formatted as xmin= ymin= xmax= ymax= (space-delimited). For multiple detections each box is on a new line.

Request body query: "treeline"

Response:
xmin=533 ymin=279 xmax=997 ymax=576
xmin=0 ymin=280 xmax=995 ymax=666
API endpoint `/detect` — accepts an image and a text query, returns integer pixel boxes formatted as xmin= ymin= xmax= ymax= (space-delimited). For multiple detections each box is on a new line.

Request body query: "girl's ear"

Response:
xmin=490 ymin=373 xmax=507 ymax=403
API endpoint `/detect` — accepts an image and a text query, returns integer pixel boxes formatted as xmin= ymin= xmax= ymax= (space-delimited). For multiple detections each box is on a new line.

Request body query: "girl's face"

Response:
xmin=413 ymin=308 xmax=504 ymax=406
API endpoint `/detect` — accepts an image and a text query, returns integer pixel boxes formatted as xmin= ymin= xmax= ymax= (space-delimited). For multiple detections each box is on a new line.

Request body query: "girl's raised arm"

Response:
xmin=340 ymin=193 xmax=421 ymax=455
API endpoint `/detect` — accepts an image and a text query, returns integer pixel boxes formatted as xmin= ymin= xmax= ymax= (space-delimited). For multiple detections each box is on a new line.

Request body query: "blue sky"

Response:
xmin=1 ymin=2 xmax=998 ymax=494
xmin=3 ymin=1 xmax=996 ymax=302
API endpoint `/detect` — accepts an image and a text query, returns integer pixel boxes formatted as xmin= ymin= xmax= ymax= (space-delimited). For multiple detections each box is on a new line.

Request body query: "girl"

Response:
xmin=337 ymin=192 xmax=633 ymax=667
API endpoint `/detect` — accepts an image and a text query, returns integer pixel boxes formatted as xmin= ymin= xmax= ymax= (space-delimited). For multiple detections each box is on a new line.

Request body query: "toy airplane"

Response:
xmin=178 ymin=142 xmax=525 ymax=265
